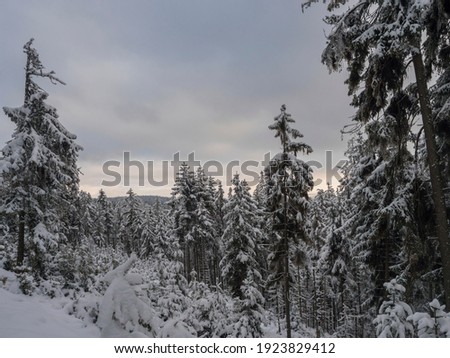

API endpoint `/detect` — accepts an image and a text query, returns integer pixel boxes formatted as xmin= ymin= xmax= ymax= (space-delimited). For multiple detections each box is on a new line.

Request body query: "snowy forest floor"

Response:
xmin=0 ymin=266 xmax=305 ymax=338
xmin=0 ymin=268 xmax=100 ymax=338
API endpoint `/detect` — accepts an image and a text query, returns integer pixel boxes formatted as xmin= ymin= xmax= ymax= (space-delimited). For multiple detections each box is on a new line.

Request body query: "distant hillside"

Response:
xmin=109 ymin=195 xmax=170 ymax=206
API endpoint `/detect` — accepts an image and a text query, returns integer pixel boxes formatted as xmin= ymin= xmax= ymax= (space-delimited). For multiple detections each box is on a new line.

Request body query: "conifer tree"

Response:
xmin=264 ymin=105 xmax=313 ymax=337
xmin=408 ymin=299 xmax=450 ymax=338
xmin=120 ymin=189 xmax=143 ymax=255
xmin=192 ymin=168 xmax=217 ymax=283
xmin=220 ymin=174 xmax=264 ymax=299
xmin=169 ymin=163 xmax=197 ymax=279
xmin=139 ymin=206 xmax=156 ymax=259
xmin=96 ymin=189 xmax=115 ymax=248
xmin=152 ymin=199 xmax=172 ymax=260
xmin=157 ymin=232 xmax=190 ymax=329
xmin=0 ymin=39 xmax=81 ymax=276
xmin=303 ymin=0 xmax=450 ymax=309
xmin=307 ymin=185 xmax=351 ymax=335
xmin=77 ymin=191 xmax=97 ymax=245
xmin=374 ymin=278 xmax=414 ymax=338
xmin=431 ymin=55 xmax=450 ymax=202
xmin=232 ymin=274 xmax=265 ymax=338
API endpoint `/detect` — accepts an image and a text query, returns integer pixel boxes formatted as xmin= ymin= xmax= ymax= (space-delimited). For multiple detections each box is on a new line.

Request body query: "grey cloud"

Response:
xmin=0 ymin=0 xmax=352 ymax=196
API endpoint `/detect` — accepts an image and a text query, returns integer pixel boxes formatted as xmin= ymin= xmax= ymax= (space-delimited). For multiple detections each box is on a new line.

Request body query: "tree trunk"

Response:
xmin=412 ymin=48 xmax=450 ymax=310
xmin=284 ymin=239 xmax=291 ymax=337
xmin=276 ymin=288 xmax=282 ymax=334
xmin=297 ymin=266 xmax=302 ymax=325
xmin=17 ymin=211 xmax=25 ymax=266
xmin=184 ymin=243 xmax=190 ymax=280
xmin=283 ymin=174 xmax=292 ymax=338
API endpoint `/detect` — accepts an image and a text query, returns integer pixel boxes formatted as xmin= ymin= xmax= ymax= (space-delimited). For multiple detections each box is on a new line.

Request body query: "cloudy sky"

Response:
xmin=0 ymin=0 xmax=354 ymax=197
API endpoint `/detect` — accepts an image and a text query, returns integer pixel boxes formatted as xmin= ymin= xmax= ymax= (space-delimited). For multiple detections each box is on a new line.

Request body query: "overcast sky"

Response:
xmin=0 ymin=0 xmax=354 ymax=197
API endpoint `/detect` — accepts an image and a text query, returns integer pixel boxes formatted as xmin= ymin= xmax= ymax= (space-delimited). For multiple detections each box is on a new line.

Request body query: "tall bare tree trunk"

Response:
xmin=412 ymin=47 xmax=450 ymax=309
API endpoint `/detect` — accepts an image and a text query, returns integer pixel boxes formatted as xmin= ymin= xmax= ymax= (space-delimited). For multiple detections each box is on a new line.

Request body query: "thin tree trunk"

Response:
xmin=283 ymin=177 xmax=291 ymax=338
xmin=313 ymin=268 xmax=317 ymax=331
xmin=276 ymin=288 xmax=282 ymax=334
xmin=16 ymin=211 xmax=25 ymax=266
xmin=297 ymin=266 xmax=302 ymax=325
xmin=184 ymin=243 xmax=190 ymax=280
xmin=412 ymin=47 xmax=450 ymax=309
xmin=356 ymin=274 xmax=362 ymax=337
xmin=284 ymin=240 xmax=291 ymax=337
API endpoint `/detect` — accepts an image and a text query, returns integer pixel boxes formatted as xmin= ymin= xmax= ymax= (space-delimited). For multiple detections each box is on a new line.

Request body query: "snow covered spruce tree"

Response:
xmin=169 ymin=163 xmax=197 ymax=279
xmin=156 ymin=231 xmax=194 ymax=337
xmin=309 ymin=185 xmax=355 ymax=336
xmin=139 ymin=206 xmax=157 ymax=259
xmin=264 ymin=105 xmax=313 ymax=337
xmin=331 ymin=134 xmax=375 ymax=337
xmin=0 ymin=39 xmax=81 ymax=277
xmin=430 ymin=11 xmax=450 ymax=215
xmin=220 ymin=174 xmax=264 ymax=298
xmin=408 ymin=298 xmax=450 ymax=338
xmin=333 ymin=120 xmax=418 ymax=336
xmin=373 ymin=278 xmax=414 ymax=338
xmin=232 ymin=275 xmax=266 ymax=338
xmin=191 ymin=167 xmax=217 ymax=284
xmin=151 ymin=199 xmax=173 ymax=260
xmin=220 ymin=174 xmax=265 ymax=337
xmin=213 ymin=180 xmax=226 ymax=285
xmin=95 ymin=189 xmax=116 ymax=249
xmin=120 ymin=188 xmax=143 ymax=256
xmin=169 ymin=164 xmax=218 ymax=283
xmin=303 ymin=0 xmax=450 ymax=309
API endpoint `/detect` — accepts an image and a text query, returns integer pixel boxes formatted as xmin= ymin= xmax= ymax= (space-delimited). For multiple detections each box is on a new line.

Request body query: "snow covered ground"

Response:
xmin=0 ymin=261 xmax=312 ymax=338
xmin=0 ymin=269 xmax=99 ymax=338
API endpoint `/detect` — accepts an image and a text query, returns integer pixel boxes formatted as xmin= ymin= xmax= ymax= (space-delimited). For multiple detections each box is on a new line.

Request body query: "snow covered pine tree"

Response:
xmin=265 ymin=105 xmax=313 ymax=337
xmin=220 ymin=174 xmax=265 ymax=337
xmin=0 ymin=39 xmax=81 ymax=278
xmin=302 ymin=0 xmax=450 ymax=309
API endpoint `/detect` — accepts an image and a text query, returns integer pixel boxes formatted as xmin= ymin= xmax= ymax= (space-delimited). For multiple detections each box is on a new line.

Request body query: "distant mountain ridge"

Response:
xmin=109 ymin=195 xmax=170 ymax=206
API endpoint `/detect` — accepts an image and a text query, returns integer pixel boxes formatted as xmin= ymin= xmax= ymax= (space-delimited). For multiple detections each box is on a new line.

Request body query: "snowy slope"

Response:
xmin=0 ymin=269 xmax=100 ymax=338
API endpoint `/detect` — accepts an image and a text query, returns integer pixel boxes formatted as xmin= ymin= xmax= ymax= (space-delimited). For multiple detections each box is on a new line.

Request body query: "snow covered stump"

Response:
xmin=97 ymin=253 xmax=159 ymax=337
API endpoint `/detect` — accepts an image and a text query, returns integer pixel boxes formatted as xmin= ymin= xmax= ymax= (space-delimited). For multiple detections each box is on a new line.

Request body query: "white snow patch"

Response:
xmin=0 ymin=285 xmax=100 ymax=337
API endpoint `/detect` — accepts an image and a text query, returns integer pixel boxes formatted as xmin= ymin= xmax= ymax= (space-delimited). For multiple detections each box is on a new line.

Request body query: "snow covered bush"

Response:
xmin=15 ymin=266 xmax=36 ymax=296
xmin=373 ymin=279 xmax=413 ymax=338
xmin=156 ymin=261 xmax=195 ymax=338
xmin=53 ymin=243 xmax=96 ymax=292
xmin=186 ymin=278 xmax=232 ymax=337
xmin=408 ymin=299 xmax=450 ymax=338
xmin=97 ymin=254 xmax=159 ymax=337
xmin=157 ymin=260 xmax=189 ymax=321
xmin=66 ymin=291 xmax=102 ymax=325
